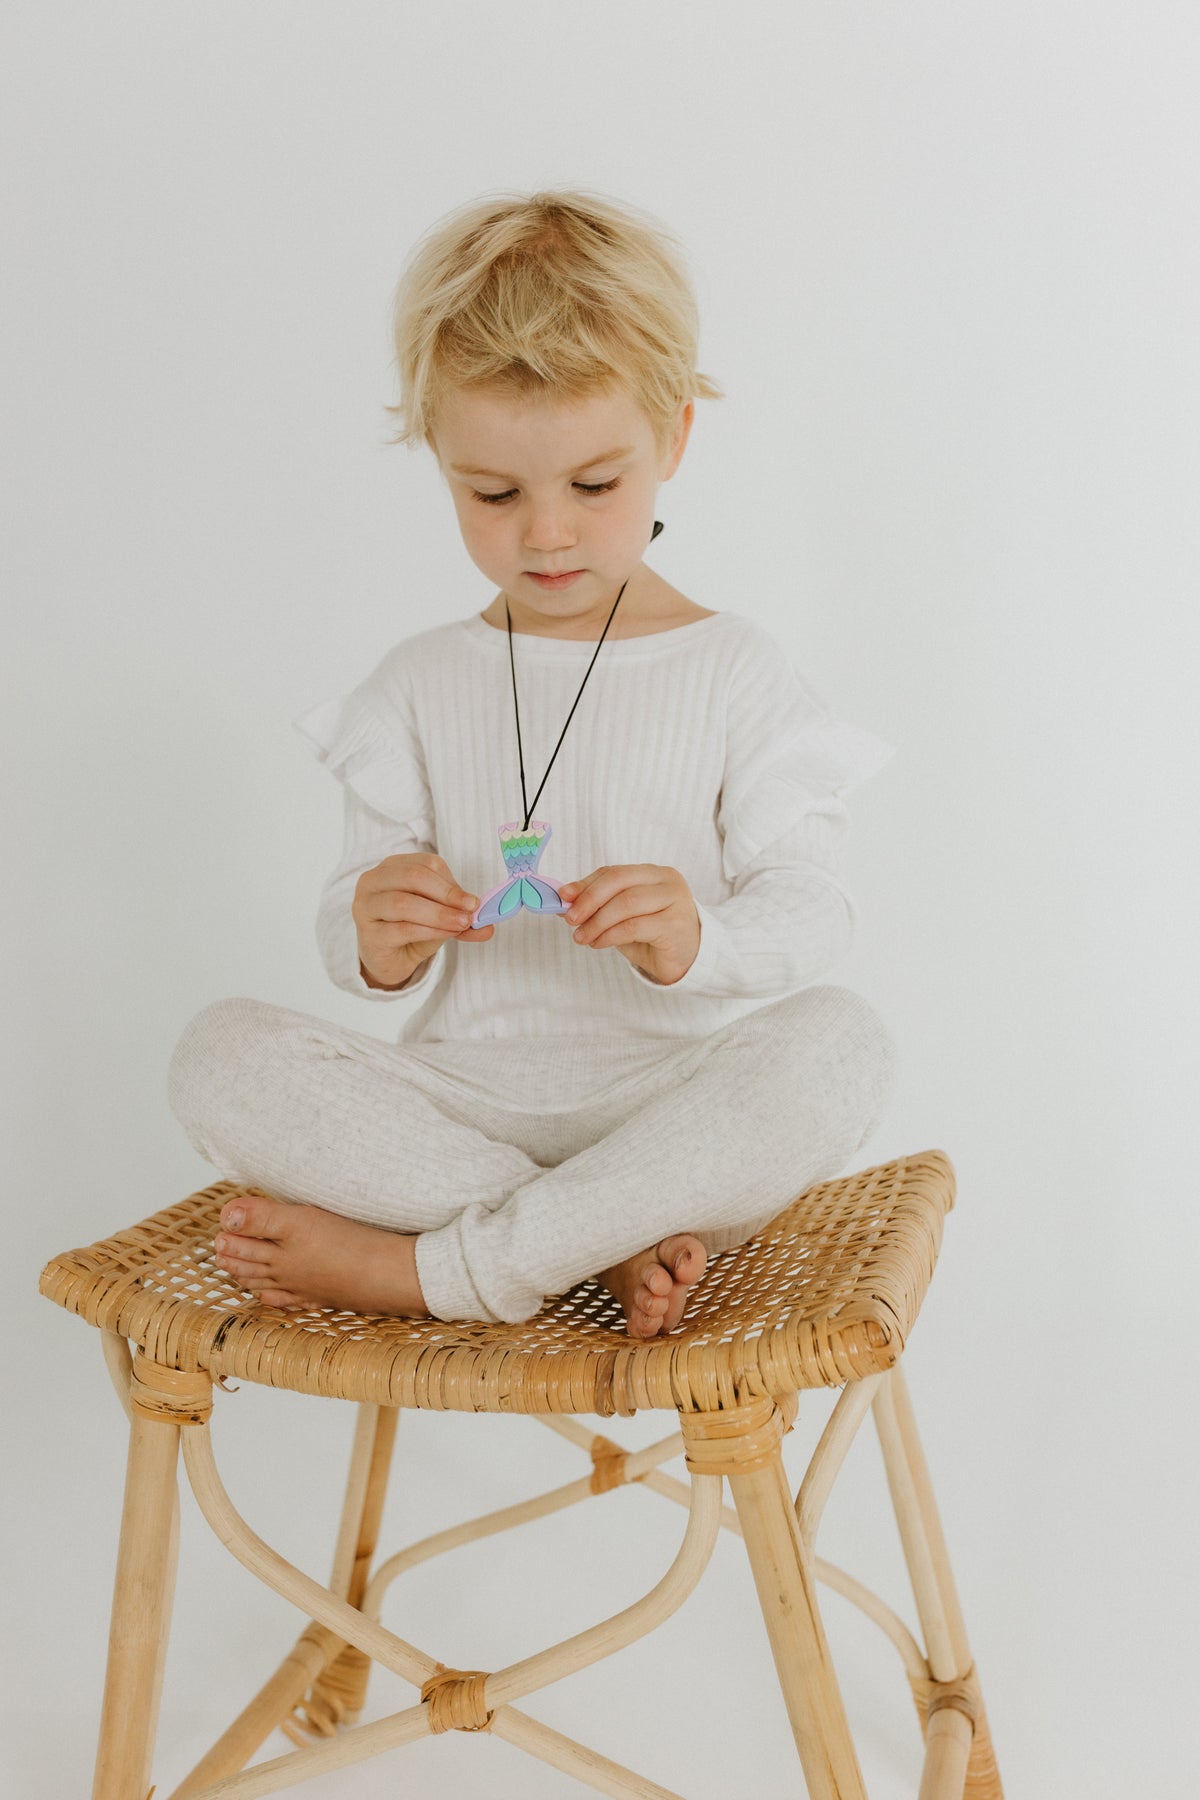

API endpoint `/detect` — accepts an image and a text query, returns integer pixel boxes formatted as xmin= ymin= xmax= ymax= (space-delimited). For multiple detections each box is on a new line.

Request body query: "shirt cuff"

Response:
xmin=621 ymin=901 xmax=727 ymax=992
xmin=358 ymin=946 xmax=444 ymax=999
xmin=332 ymin=922 xmax=445 ymax=1000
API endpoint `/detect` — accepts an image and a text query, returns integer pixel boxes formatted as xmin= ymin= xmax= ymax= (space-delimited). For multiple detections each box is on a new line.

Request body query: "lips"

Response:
xmin=527 ymin=569 xmax=586 ymax=588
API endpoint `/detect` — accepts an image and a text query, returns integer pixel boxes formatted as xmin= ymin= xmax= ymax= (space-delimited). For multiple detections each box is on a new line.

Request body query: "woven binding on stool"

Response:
xmin=925 ymin=1668 xmax=980 ymax=1727
xmin=909 ymin=1662 xmax=1003 ymax=1800
xmin=280 ymin=1625 xmax=366 ymax=1743
xmin=420 ymin=1662 xmax=494 ymax=1733
xmin=588 ymin=1433 xmax=631 ymax=1492
xmin=302 ymin=1644 xmax=370 ymax=1732
xmin=129 ymin=1352 xmax=212 ymax=1425
xmin=680 ymin=1392 xmax=797 ymax=1477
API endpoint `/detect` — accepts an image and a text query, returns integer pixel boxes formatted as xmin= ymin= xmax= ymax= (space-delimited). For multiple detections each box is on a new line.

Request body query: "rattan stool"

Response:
xmin=40 ymin=1147 xmax=1002 ymax=1800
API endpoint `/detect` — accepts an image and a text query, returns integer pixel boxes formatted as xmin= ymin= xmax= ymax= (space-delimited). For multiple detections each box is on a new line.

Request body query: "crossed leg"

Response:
xmin=404 ymin=985 xmax=896 ymax=1323
xmin=168 ymin=986 xmax=895 ymax=1332
xmin=167 ymin=999 xmax=710 ymax=1335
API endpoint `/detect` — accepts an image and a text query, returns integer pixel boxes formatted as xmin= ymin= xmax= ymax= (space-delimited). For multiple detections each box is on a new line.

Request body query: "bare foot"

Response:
xmin=598 ymin=1235 xmax=707 ymax=1339
xmin=212 ymin=1193 xmax=429 ymax=1316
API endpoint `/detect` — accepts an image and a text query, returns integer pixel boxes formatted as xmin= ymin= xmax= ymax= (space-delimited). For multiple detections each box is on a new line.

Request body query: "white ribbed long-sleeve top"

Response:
xmin=293 ymin=609 xmax=894 ymax=1101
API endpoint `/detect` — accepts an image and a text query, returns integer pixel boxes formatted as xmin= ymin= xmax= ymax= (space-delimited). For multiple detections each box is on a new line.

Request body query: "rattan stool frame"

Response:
xmin=41 ymin=1148 xmax=1002 ymax=1800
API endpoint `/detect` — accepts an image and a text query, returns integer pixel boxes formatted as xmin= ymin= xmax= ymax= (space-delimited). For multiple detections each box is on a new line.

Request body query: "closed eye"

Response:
xmin=471 ymin=478 xmax=622 ymax=506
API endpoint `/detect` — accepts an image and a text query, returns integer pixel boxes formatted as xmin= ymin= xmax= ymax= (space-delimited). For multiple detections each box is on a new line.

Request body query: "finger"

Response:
xmin=359 ymin=856 xmax=475 ymax=913
xmin=583 ymin=911 xmax=673 ymax=951
xmin=564 ymin=866 xmax=664 ymax=926
xmin=556 ymin=874 xmax=592 ymax=902
xmin=556 ymin=878 xmax=592 ymax=913
xmin=572 ymin=887 xmax=675 ymax=943
xmin=367 ymin=890 xmax=477 ymax=934
xmin=358 ymin=852 xmax=445 ymax=895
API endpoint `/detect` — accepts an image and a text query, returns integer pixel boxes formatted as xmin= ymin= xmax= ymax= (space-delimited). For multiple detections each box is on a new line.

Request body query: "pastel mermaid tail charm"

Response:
xmin=471 ymin=819 xmax=570 ymax=927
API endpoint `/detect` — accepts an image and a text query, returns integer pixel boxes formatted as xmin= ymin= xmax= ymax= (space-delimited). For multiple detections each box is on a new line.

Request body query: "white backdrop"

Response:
xmin=4 ymin=5 xmax=1197 ymax=1796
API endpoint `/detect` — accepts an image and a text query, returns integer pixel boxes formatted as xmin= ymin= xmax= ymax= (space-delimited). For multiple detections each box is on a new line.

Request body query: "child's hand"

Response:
xmin=353 ymin=852 xmax=493 ymax=990
xmin=557 ymin=865 xmax=701 ymax=987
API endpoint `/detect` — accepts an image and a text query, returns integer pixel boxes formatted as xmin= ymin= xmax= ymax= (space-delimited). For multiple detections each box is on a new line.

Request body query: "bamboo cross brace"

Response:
xmin=541 ymin=1402 xmax=929 ymax=1679
xmin=362 ymin=1425 xmax=686 ymax=1615
xmin=175 ymin=1419 xmax=723 ymax=1799
xmin=174 ymin=1700 xmax=689 ymax=1800
xmin=180 ymin=1421 xmax=722 ymax=1710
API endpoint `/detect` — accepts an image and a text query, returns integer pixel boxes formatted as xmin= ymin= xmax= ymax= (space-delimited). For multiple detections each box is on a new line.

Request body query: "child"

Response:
xmin=167 ymin=188 xmax=898 ymax=1338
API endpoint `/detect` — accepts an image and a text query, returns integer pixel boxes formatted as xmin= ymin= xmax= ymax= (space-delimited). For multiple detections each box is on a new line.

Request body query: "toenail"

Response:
xmin=224 ymin=1208 xmax=244 ymax=1230
xmin=215 ymin=1236 xmax=227 ymax=1253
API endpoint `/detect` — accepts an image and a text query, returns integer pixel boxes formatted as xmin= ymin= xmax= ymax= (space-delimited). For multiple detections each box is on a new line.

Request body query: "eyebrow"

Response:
xmin=449 ymin=445 xmax=636 ymax=480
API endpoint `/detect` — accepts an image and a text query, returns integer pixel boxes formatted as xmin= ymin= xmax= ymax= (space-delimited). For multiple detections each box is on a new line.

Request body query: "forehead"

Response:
xmin=436 ymin=384 xmax=652 ymax=479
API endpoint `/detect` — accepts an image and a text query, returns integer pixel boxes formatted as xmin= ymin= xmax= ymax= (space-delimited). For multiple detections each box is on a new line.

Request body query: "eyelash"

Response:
xmin=471 ymin=478 xmax=622 ymax=506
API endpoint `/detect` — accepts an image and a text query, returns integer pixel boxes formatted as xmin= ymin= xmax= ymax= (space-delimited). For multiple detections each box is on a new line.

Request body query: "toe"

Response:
xmin=660 ymin=1285 xmax=692 ymax=1334
xmin=255 ymin=1287 xmax=306 ymax=1310
xmin=215 ymin=1233 xmax=271 ymax=1264
xmin=219 ymin=1255 xmax=270 ymax=1288
xmin=643 ymin=1263 xmax=673 ymax=1297
xmin=220 ymin=1193 xmax=292 ymax=1240
xmin=659 ymin=1234 xmax=706 ymax=1284
xmin=661 ymin=1302 xmax=685 ymax=1334
xmin=635 ymin=1283 xmax=669 ymax=1316
xmin=627 ymin=1308 xmax=662 ymax=1339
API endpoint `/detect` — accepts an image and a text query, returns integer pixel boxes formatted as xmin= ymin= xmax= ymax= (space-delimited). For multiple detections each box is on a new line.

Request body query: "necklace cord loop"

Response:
xmin=506 ymin=579 xmax=626 ymax=832
xmin=503 ymin=521 xmax=664 ymax=832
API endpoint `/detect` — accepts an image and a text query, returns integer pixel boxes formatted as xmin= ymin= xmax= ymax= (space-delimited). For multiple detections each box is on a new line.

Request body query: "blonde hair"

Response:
xmin=384 ymin=187 xmax=724 ymax=463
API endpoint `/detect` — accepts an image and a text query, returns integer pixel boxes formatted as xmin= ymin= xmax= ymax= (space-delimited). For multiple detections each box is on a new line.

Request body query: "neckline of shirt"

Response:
xmin=461 ymin=609 xmax=732 ymax=656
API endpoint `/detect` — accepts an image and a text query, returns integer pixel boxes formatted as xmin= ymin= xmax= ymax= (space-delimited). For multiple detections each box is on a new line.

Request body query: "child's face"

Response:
xmin=433 ymin=383 xmax=692 ymax=625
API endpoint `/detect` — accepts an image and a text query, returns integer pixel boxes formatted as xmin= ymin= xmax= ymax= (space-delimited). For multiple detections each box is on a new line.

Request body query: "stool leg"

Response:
xmin=92 ymin=1403 xmax=181 ymax=1800
xmin=295 ymin=1403 xmax=400 ymax=1734
xmin=873 ymin=1363 xmax=1003 ymax=1800
xmin=725 ymin=1427 xmax=867 ymax=1800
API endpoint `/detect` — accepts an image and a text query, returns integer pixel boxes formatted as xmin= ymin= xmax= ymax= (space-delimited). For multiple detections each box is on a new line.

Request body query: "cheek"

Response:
xmin=457 ymin=503 xmax=506 ymax=555
xmin=612 ymin=480 xmax=654 ymax=528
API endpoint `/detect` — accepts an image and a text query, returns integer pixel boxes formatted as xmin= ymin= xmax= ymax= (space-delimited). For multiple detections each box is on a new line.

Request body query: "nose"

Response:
xmin=522 ymin=503 xmax=578 ymax=555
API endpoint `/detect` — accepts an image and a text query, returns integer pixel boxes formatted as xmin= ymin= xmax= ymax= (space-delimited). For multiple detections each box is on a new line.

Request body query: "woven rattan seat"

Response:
xmin=40 ymin=1148 xmax=951 ymax=1416
xmin=41 ymin=1146 xmax=1003 ymax=1800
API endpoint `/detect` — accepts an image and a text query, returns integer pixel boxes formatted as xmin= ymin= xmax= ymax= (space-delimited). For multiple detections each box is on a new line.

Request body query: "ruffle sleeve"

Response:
xmin=292 ymin=678 xmax=436 ymax=849
xmin=717 ymin=629 xmax=896 ymax=882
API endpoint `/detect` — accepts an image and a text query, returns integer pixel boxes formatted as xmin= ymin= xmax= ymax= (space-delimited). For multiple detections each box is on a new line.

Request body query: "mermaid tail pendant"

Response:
xmin=471 ymin=819 xmax=570 ymax=927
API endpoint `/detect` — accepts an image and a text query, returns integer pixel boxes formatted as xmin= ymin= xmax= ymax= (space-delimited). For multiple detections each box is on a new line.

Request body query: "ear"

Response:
xmin=662 ymin=400 xmax=695 ymax=480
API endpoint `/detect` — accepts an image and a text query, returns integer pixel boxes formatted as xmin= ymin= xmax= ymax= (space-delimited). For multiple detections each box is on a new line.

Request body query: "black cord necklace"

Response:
xmin=469 ymin=520 xmax=664 ymax=928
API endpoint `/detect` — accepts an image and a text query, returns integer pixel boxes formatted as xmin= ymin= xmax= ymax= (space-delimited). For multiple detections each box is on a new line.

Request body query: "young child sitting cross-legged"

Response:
xmin=167 ymin=187 xmax=898 ymax=1339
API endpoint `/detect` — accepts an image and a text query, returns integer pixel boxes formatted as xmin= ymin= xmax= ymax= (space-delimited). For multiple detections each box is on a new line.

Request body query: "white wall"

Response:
xmin=5 ymin=5 xmax=1196 ymax=1795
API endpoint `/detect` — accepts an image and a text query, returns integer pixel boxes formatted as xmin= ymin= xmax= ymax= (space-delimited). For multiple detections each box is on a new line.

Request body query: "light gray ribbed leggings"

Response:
xmin=167 ymin=985 xmax=896 ymax=1325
